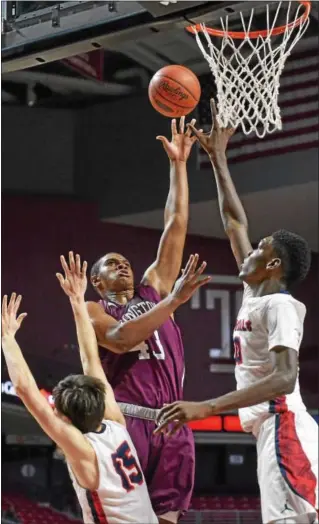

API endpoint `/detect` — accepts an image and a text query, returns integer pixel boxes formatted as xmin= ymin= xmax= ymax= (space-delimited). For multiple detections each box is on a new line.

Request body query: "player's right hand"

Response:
xmin=187 ymin=99 xmax=235 ymax=159
xmin=156 ymin=116 xmax=200 ymax=162
xmin=171 ymin=254 xmax=211 ymax=304
xmin=56 ymin=252 xmax=88 ymax=302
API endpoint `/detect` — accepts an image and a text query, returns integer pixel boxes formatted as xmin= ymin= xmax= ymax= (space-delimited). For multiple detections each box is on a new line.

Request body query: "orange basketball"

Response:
xmin=148 ymin=65 xmax=201 ymax=118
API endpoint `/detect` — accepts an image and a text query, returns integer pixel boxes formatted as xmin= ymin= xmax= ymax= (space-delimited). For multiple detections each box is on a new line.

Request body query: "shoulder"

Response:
xmin=86 ymin=300 xmax=106 ymax=316
xmin=266 ymin=293 xmax=305 ymax=311
xmin=136 ymin=283 xmax=161 ymax=303
xmin=261 ymin=294 xmax=306 ymax=323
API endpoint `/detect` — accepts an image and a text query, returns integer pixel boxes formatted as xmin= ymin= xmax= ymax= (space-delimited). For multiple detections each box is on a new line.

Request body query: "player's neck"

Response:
xmin=104 ymin=289 xmax=134 ymax=305
xmin=249 ymin=279 xmax=287 ymax=297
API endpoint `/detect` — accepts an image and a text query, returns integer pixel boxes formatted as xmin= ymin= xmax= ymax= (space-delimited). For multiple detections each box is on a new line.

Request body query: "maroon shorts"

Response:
xmin=125 ymin=416 xmax=195 ymax=516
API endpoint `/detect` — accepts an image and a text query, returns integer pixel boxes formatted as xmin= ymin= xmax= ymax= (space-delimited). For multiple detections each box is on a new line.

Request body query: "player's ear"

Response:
xmin=91 ymin=275 xmax=101 ymax=289
xmin=266 ymin=258 xmax=281 ymax=271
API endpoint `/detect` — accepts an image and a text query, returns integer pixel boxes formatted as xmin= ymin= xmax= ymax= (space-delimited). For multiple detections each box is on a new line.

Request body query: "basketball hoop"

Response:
xmin=186 ymin=2 xmax=311 ymax=138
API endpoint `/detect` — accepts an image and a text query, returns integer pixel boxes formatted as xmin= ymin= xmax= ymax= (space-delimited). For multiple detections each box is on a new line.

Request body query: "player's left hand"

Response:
xmin=156 ymin=117 xmax=201 ymax=162
xmin=56 ymin=252 xmax=88 ymax=301
xmin=154 ymin=400 xmax=211 ymax=436
xmin=1 ymin=293 xmax=28 ymax=338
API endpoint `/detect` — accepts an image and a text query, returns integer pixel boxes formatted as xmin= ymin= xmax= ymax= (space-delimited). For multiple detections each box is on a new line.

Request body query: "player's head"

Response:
xmin=90 ymin=252 xmax=134 ymax=297
xmin=53 ymin=374 xmax=105 ymax=433
xmin=239 ymin=229 xmax=311 ymax=289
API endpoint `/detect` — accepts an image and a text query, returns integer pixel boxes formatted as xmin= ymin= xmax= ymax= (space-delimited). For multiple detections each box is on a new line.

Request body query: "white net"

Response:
xmin=193 ymin=1 xmax=310 ymax=138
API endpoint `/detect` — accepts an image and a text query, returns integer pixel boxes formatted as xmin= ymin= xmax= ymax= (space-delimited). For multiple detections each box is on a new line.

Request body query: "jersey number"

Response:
xmin=138 ymin=330 xmax=165 ymax=360
xmin=111 ymin=441 xmax=143 ymax=492
xmin=233 ymin=336 xmax=243 ymax=365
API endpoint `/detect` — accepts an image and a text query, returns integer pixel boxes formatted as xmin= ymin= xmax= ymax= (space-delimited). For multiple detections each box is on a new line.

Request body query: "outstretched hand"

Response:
xmin=187 ymin=99 xmax=235 ymax=159
xmin=154 ymin=400 xmax=211 ymax=436
xmin=56 ymin=252 xmax=88 ymax=302
xmin=2 ymin=293 xmax=27 ymax=338
xmin=171 ymin=254 xmax=211 ymax=304
xmin=157 ymin=116 xmax=202 ymax=162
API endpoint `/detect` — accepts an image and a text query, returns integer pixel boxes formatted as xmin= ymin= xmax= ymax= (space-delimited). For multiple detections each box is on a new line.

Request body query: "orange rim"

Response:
xmin=186 ymin=1 xmax=311 ymax=39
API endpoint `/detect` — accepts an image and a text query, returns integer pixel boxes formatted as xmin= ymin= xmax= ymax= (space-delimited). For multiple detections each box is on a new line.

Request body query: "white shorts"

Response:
xmin=257 ymin=411 xmax=318 ymax=524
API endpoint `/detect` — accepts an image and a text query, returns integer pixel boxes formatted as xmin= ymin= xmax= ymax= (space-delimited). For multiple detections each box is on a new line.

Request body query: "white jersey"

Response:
xmin=234 ymin=285 xmax=307 ymax=433
xmin=67 ymin=420 xmax=158 ymax=524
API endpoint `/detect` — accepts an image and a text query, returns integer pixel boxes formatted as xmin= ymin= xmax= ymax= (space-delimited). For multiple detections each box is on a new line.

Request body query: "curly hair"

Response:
xmin=272 ymin=229 xmax=311 ymax=288
xmin=53 ymin=374 xmax=106 ymax=433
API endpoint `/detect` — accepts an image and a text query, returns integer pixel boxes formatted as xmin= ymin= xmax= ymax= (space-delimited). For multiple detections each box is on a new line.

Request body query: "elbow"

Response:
xmin=168 ymin=213 xmax=187 ymax=231
xmin=106 ymin=325 xmax=134 ymax=354
xmin=224 ymin=217 xmax=248 ymax=234
xmin=274 ymin=371 xmax=297 ymax=396
xmin=15 ymin=382 xmax=31 ymax=399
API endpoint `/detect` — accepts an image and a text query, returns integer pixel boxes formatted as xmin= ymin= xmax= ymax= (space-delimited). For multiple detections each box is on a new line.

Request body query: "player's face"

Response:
xmin=97 ymin=253 xmax=134 ymax=292
xmin=239 ymin=236 xmax=281 ymax=284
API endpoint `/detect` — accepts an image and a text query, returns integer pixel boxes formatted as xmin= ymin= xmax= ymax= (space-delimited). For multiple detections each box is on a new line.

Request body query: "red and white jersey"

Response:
xmin=67 ymin=420 xmax=158 ymax=524
xmin=234 ymin=285 xmax=307 ymax=433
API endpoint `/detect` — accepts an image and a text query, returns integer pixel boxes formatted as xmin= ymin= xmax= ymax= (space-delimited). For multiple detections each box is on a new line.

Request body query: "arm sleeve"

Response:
xmin=266 ymin=302 xmax=303 ymax=352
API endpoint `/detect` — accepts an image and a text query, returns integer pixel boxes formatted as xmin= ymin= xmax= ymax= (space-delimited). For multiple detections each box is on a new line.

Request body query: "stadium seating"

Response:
xmin=190 ymin=495 xmax=261 ymax=510
xmin=2 ymin=493 xmax=261 ymax=524
xmin=2 ymin=494 xmax=81 ymax=524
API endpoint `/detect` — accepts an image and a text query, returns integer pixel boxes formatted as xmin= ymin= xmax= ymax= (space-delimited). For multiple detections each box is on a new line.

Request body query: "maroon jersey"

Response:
xmin=99 ymin=284 xmax=185 ymax=408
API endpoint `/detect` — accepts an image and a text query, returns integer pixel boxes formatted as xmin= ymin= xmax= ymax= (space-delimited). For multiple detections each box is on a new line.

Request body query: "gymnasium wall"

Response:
xmin=2 ymin=196 xmax=318 ymax=408
xmin=2 ymin=106 xmax=74 ymax=195
xmin=2 ymin=99 xmax=317 ymax=215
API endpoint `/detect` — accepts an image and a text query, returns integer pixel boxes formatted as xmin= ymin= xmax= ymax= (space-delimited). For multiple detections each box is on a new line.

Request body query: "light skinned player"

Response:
xmin=156 ymin=100 xmax=318 ymax=524
xmin=2 ymin=276 xmax=157 ymax=522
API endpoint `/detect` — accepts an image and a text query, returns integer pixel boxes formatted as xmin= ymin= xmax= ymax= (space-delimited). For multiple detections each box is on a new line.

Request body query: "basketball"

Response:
xmin=148 ymin=65 xmax=201 ymax=118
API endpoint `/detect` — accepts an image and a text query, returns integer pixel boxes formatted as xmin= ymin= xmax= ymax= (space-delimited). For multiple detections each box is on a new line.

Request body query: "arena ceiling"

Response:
xmin=2 ymin=1 xmax=318 ymax=252
xmin=2 ymin=1 xmax=319 ymax=106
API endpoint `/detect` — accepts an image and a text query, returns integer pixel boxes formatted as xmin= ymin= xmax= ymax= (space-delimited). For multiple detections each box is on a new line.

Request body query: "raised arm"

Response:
xmin=1 ymin=294 xmax=93 ymax=463
xmin=88 ymin=254 xmax=211 ymax=353
xmin=142 ymin=117 xmax=198 ymax=297
xmin=188 ymin=100 xmax=252 ymax=269
xmin=57 ymin=252 xmax=124 ymax=425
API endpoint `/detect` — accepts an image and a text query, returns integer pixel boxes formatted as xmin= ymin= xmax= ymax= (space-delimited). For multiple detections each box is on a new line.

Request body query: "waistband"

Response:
xmin=118 ymin=402 xmax=160 ymax=422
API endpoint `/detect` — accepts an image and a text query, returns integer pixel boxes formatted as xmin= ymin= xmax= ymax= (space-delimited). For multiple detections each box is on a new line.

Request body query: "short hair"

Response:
xmin=272 ymin=229 xmax=311 ymax=288
xmin=90 ymin=256 xmax=104 ymax=280
xmin=53 ymin=374 xmax=105 ymax=433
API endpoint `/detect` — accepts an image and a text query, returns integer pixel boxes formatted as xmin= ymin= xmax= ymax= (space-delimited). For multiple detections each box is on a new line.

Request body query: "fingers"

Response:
xmin=13 ymin=294 xmax=22 ymax=316
xmin=56 ymin=273 xmax=65 ymax=286
xmin=156 ymin=136 xmax=170 ymax=151
xmin=182 ymin=254 xmax=194 ymax=277
xmin=75 ymin=253 xmax=81 ymax=276
xmin=168 ymin=421 xmax=184 ymax=437
xmin=69 ymin=251 xmax=76 ymax=273
xmin=191 ymin=128 xmax=203 ymax=144
xmin=210 ymin=98 xmax=219 ymax=129
xmin=185 ymin=118 xmax=196 ymax=137
xmin=61 ymin=252 xmax=86 ymax=278
xmin=82 ymin=260 xmax=88 ymax=275
xmin=171 ymin=119 xmax=177 ymax=136
xmin=8 ymin=293 xmax=22 ymax=316
xmin=195 ymin=276 xmax=212 ymax=290
xmin=194 ymin=260 xmax=207 ymax=278
xmin=60 ymin=255 xmax=71 ymax=277
xmin=8 ymin=292 xmax=16 ymax=314
xmin=186 ymin=123 xmax=202 ymax=138
xmin=17 ymin=312 xmax=27 ymax=327
xmin=2 ymin=295 xmax=8 ymax=313
xmin=179 ymin=116 xmax=185 ymax=135
xmin=183 ymin=254 xmax=200 ymax=278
